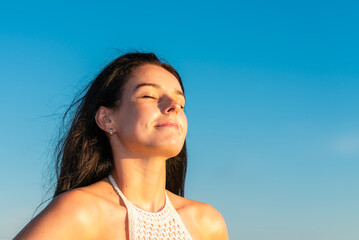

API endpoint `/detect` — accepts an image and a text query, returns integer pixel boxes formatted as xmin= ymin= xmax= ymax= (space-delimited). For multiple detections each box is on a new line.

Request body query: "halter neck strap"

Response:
xmin=108 ymin=174 xmax=169 ymax=214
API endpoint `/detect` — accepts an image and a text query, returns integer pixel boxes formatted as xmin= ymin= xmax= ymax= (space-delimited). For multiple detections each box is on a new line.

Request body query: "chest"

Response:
xmin=96 ymin=205 xmax=127 ymax=240
xmin=96 ymin=205 xmax=203 ymax=240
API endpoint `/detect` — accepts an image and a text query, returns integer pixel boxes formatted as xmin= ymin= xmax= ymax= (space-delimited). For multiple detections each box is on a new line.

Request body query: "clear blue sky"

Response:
xmin=1 ymin=1 xmax=359 ymax=239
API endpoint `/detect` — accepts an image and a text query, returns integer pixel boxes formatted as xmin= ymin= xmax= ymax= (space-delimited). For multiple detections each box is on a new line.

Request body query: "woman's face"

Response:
xmin=110 ymin=64 xmax=187 ymax=159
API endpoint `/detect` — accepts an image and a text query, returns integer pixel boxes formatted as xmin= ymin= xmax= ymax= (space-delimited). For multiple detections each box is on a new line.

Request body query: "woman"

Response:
xmin=14 ymin=52 xmax=228 ymax=240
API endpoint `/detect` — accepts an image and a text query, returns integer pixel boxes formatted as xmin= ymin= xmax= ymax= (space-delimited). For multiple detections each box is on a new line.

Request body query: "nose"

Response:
xmin=164 ymin=100 xmax=182 ymax=114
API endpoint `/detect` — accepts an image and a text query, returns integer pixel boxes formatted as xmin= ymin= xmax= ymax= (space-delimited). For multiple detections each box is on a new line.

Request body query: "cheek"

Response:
xmin=121 ymin=108 xmax=139 ymax=128
xmin=115 ymin=103 xmax=142 ymax=135
xmin=131 ymin=105 xmax=160 ymax=134
xmin=179 ymin=113 xmax=188 ymax=136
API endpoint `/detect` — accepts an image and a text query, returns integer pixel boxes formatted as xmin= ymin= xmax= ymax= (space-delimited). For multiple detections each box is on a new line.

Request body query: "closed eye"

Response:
xmin=142 ymin=96 xmax=157 ymax=99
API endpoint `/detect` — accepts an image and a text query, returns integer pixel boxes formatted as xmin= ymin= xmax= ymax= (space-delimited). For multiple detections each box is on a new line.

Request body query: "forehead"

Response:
xmin=125 ymin=64 xmax=183 ymax=92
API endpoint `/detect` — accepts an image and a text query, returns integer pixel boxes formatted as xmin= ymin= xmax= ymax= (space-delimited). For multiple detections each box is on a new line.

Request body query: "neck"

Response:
xmin=111 ymin=156 xmax=167 ymax=212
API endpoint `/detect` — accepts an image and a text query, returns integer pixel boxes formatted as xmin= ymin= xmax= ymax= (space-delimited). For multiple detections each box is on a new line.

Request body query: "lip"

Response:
xmin=155 ymin=121 xmax=179 ymax=130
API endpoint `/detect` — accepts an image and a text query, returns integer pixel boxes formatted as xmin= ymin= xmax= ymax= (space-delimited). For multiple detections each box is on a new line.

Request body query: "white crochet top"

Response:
xmin=108 ymin=175 xmax=193 ymax=240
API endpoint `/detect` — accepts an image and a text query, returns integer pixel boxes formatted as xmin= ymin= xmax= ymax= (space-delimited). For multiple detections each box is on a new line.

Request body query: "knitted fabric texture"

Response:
xmin=108 ymin=175 xmax=192 ymax=240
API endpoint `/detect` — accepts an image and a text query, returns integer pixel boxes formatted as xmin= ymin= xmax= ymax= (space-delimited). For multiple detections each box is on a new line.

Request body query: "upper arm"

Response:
xmin=14 ymin=190 xmax=99 ymax=240
xmin=198 ymin=203 xmax=228 ymax=240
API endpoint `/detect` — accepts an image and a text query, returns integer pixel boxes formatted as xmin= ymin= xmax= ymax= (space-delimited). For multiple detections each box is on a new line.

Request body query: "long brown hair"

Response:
xmin=54 ymin=52 xmax=187 ymax=197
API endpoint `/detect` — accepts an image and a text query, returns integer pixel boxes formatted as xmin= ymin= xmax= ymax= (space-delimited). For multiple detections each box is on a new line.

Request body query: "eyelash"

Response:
xmin=142 ymin=96 xmax=185 ymax=109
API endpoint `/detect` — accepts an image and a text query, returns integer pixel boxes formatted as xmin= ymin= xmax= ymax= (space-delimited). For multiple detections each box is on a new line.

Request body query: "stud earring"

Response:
xmin=109 ymin=128 xmax=114 ymax=136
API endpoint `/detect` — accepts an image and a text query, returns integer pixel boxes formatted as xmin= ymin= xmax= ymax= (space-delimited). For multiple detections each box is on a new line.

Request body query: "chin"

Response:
xmin=147 ymin=140 xmax=184 ymax=158
xmin=157 ymin=145 xmax=183 ymax=159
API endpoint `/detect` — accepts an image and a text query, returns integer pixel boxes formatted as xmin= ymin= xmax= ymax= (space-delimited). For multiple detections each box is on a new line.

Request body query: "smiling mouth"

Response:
xmin=155 ymin=121 xmax=179 ymax=130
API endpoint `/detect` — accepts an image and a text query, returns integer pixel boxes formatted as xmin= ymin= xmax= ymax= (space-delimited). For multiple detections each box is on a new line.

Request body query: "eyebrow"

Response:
xmin=133 ymin=83 xmax=185 ymax=98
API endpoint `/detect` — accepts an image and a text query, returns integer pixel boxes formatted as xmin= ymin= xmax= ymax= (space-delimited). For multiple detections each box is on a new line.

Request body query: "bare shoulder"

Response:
xmin=167 ymin=191 xmax=229 ymax=240
xmin=52 ymin=185 xmax=104 ymax=221
xmin=14 ymin=181 xmax=110 ymax=240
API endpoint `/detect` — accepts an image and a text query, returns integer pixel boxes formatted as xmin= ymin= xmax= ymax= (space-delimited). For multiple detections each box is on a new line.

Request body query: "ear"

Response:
xmin=95 ymin=106 xmax=116 ymax=134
